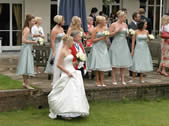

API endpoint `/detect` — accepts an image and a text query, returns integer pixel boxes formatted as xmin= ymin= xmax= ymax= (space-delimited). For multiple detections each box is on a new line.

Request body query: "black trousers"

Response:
xmin=78 ymin=67 xmax=84 ymax=77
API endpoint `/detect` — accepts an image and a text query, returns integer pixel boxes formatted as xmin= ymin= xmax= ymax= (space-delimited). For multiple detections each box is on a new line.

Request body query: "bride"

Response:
xmin=48 ymin=35 xmax=89 ymax=120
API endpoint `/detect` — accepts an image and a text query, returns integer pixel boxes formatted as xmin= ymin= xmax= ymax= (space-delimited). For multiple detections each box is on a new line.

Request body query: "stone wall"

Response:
xmin=1 ymin=83 xmax=169 ymax=112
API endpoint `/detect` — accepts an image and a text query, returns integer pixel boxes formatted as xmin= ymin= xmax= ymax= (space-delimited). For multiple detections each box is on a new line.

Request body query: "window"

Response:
xmin=51 ymin=0 xmax=58 ymax=29
xmin=103 ymin=0 xmax=121 ymax=16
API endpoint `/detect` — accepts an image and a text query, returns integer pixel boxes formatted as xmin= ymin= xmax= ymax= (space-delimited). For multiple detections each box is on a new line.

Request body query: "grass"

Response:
xmin=0 ymin=74 xmax=23 ymax=90
xmin=0 ymin=99 xmax=169 ymax=126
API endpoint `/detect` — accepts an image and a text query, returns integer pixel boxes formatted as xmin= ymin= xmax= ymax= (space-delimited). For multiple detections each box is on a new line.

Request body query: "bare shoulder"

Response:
xmin=103 ymin=26 xmax=108 ymax=30
xmin=23 ymin=27 xmax=30 ymax=33
xmin=51 ymin=27 xmax=57 ymax=34
xmin=92 ymin=27 xmax=97 ymax=33
xmin=124 ymin=23 xmax=128 ymax=28
xmin=145 ymin=30 xmax=149 ymax=34
xmin=111 ymin=22 xmax=116 ymax=27
xmin=135 ymin=30 xmax=139 ymax=34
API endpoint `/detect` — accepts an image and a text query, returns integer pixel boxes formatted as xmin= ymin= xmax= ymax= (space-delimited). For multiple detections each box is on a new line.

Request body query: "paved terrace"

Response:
xmin=0 ymin=51 xmax=169 ymax=93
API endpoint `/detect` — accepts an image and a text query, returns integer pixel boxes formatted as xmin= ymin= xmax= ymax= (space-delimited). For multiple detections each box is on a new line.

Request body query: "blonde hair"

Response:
xmin=54 ymin=15 xmax=64 ymax=24
xmin=35 ymin=17 xmax=42 ymax=23
xmin=96 ymin=16 xmax=105 ymax=24
xmin=139 ymin=8 xmax=145 ymax=15
xmin=70 ymin=16 xmax=83 ymax=32
xmin=116 ymin=10 xmax=126 ymax=17
xmin=63 ymin=35 xmax=73 ymax=44
xmin=87 ymin=16 xmax=93 ymax=24
xmin=162 ymin=15 xmax=169 ymax=26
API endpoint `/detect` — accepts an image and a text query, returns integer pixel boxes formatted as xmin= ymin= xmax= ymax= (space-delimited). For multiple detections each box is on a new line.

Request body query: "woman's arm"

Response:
xmin=131 ymin=32 xmax=136 ymax=56
xmin=51 ymin=29 xmax=57 ymax=56
xmin=57 ymin=51 xmax=73 ymax=77
xmin=109 ymin=23 xmax=121 ymax=37
xmin=146 ymin=30 xmax=150 ymax=42
xmin=91 ymin=28 xmax=105 ymax=43
xmin=67 ymin=27 xmax=72 ymax=35
xmin=22 ymin=27 xmax=37 ymax=44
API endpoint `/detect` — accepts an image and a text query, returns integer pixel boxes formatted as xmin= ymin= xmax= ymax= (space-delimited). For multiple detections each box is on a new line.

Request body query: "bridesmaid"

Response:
xmin=88 ymin=16 xmax=111 ymax=87
xmin=129 ymin=20 xmax=153 ymax=83
xmin=16 ymin=14 xmax=37 ymax=89
xmin=109 ymin=10 xmax=132 ymax=85
xmin=157 ymin=15 xmax=169 ymax=76
xmin=67 ymin=16 xmax=84 ymax=35
xmin=45 ymin=15 xmax=65 ymax=74
xmin=67 ymin=16 xmax=87 ymax=44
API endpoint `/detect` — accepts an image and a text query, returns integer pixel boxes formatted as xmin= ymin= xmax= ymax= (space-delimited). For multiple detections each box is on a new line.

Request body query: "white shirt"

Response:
xmin=74 ymin=42 xmax=85 ymax=69
xmin=163 ymin=24 xmax=169 ymax=33
xmin=31 ymin=25 xmax=45 ymax=41
xmin=132 ymin=20 xmax=137 ymax=25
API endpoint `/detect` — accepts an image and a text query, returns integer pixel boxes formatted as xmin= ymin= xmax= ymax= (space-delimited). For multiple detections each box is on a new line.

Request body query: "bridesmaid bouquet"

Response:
xmin=76 ymin=52 xmax=86 ymax=62
xmin=80 ymin=32 xmax=84 ymax=37
xmin=128 ymin=29 xmax=135 ymax=35
xmin=37 ymin=38 xmax=44 ymax=46
xmin=148 ymin=34 xmax=155 ymax=40
xmin=103 ymin=31 xmax=110 ymax=36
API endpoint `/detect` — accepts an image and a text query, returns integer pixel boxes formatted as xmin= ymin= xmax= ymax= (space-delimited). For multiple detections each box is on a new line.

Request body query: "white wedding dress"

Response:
xmin=48 ymin=54 xmax=89 ymax=119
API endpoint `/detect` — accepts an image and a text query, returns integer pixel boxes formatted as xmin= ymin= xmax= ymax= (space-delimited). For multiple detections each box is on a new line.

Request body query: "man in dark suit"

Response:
xmin=139 ymin=8 xmax=152 ymax=34
xmin=128 ymin=12 xmax=140 ymax=76
xmin=89 ymin=7 xmax=98 ymax=27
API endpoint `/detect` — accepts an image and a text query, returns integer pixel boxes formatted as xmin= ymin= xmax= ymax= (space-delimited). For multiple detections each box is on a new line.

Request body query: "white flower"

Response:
xmin=103 ymin=31 xmax=110 ymax=36
xmin=80 ymin=32 xmax=84 ymax=37
xmin=149 ymin=34 xmax=155 ymax=40
xmin=38 ymin=38 xmax=44 ymax=45
xmin=129 ymin=29 xmax=135 ymax=35
xmin=76 ymin=52 xmax=86 ymax=62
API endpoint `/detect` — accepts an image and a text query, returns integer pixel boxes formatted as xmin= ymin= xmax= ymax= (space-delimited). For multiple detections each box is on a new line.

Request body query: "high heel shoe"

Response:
xmin=140 ymin=80 xmax=145 ymax=83
xmin=112 ymin=81 xmax=117 ymax=85
xmin=160 ymin=72 xmax=169 ymax=77
xmin=122 ymin=81 xmax=127 ymax=85
xmin=102 ymin=84 xmax=107 ymax=87
xmin=128 ymin=80 xmax=134 ymax=83
xmin=23 ymin=83 xmax=34 ymax=90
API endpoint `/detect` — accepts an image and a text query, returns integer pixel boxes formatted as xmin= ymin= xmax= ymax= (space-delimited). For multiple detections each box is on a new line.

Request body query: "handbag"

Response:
xmin=161 ymin=26 xmax=169 ymax=39
xmin=50 ymin=57 xmax=55 ymax=65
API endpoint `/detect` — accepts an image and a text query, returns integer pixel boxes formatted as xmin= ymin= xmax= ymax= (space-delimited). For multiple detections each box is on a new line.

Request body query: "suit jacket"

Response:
xmin=128 ymin=21 xmax=137 ymax=51
xmin=69 ymin=42 xmax=86 ymax=70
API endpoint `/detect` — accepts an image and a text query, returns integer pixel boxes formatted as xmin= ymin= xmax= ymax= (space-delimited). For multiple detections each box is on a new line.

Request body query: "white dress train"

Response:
xmin=48 ymin=54 xmax=89 ymax=119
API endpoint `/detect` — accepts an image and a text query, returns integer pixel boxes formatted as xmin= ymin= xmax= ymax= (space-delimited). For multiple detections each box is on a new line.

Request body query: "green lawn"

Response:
xmin=0 ymin=100 xmax=169 ymax=126
xmin=0 ymin=74 xmax=23 ymax=90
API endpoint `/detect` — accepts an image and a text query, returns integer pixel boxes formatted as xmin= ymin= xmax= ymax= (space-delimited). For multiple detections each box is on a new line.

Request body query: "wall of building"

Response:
xmin=25 ymin=0 xmax=51 ymax=41
xmin=166 ymin=0 xmax=169 ymax=13
xmin=123 ymin=0 xmax=140 ymax=23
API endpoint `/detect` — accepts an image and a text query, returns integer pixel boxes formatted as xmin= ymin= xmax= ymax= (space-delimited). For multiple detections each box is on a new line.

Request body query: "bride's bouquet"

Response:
xmin=37 ymin=37 xmax=45 ymax=46
xmin=103 ymin=31 xmax=110 ymax=36
xmin=128 ymin=29 xmax=135 ymax=35
xmin=148 ymin=34 xmax=155 ymax=40
xmin=76 ymin=52 xmax=86 ymax=62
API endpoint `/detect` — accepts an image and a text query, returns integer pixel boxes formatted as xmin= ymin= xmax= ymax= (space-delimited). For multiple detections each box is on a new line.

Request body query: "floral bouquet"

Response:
xmin=103 ymin=31 xmax=110 ymax=36
xmin=37 ymin=37 xmax=45 ymax=46
xmin=128 ymin=29 xmax=135 ymax=35
xmin=80 ymin=31 xmax=84 ymax=37
xmin=148 ymin=34 xmax=155 ymax=40
xmin=76 ymin=52 xmax=86 ymax=62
